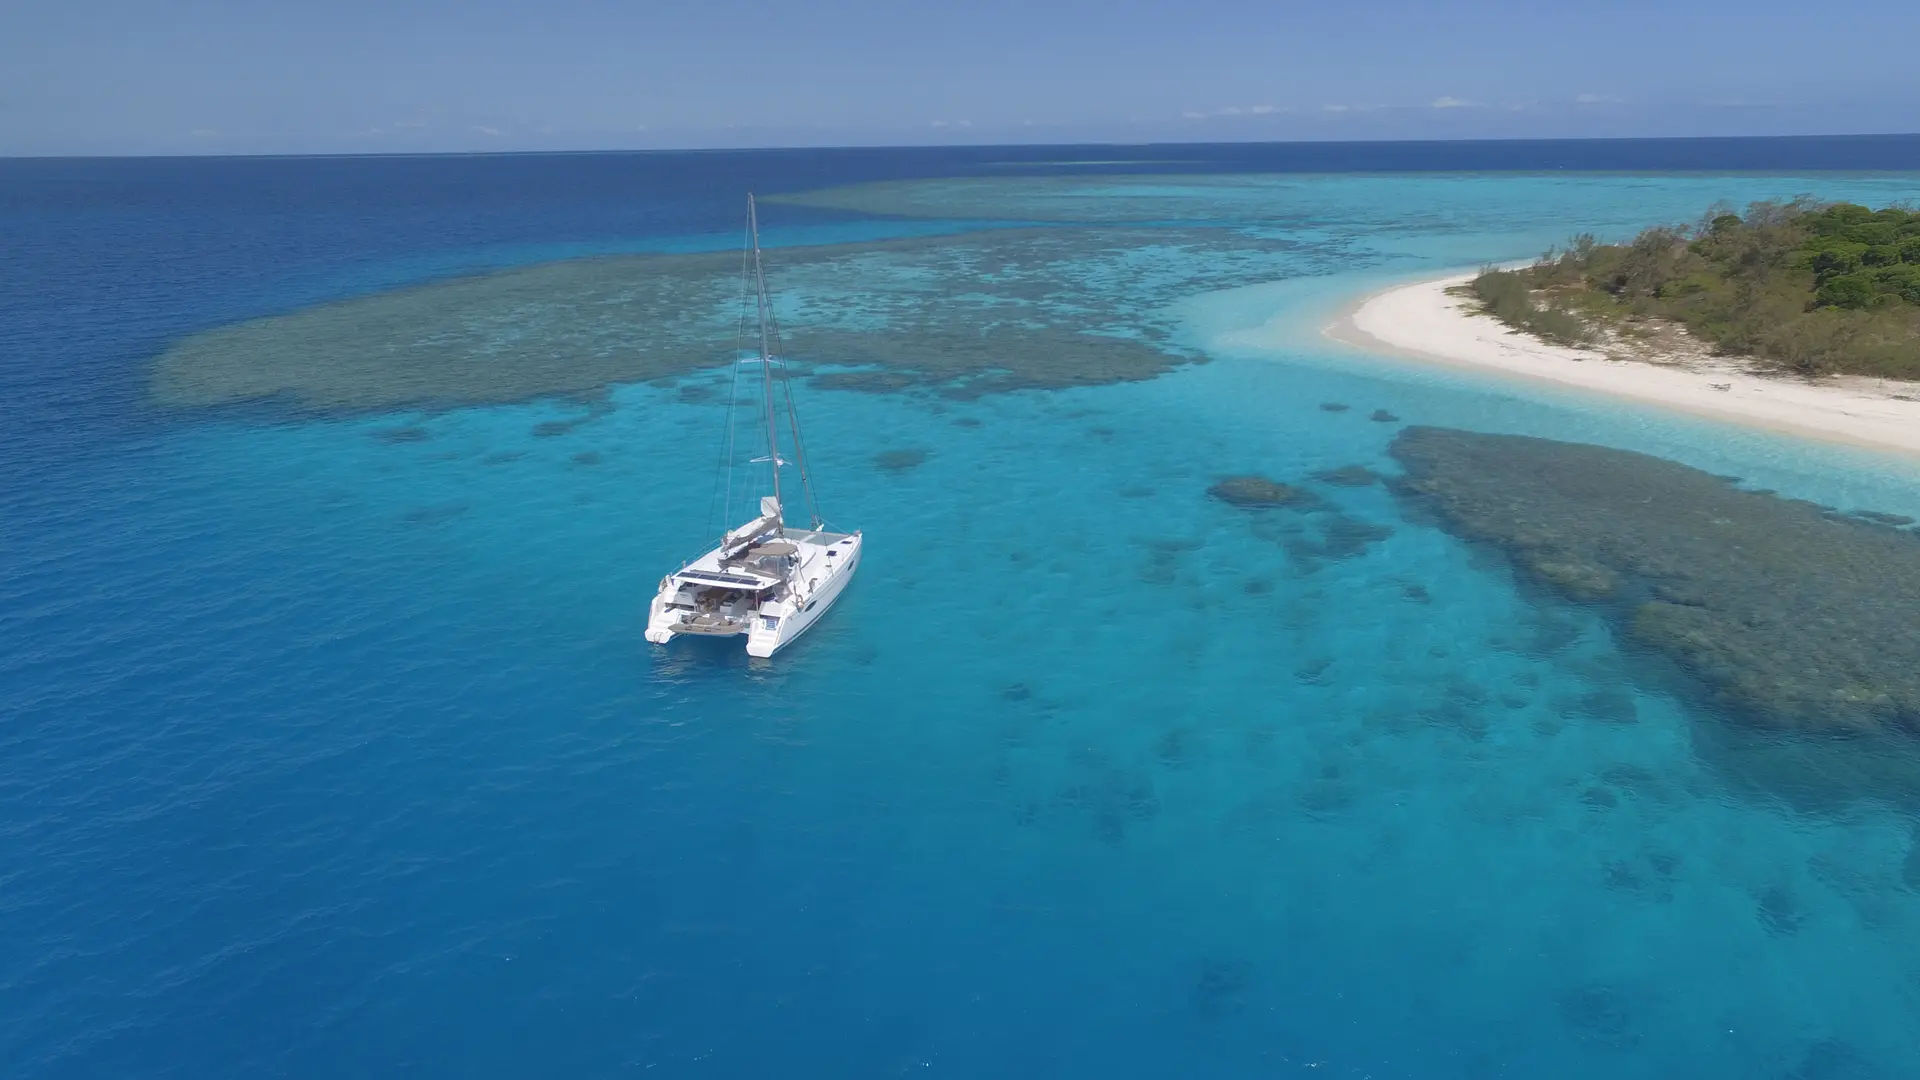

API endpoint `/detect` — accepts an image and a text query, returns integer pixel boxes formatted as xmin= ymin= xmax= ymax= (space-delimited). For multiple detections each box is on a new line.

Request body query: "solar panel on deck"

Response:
xmin=679 ymin=571 xmax=773 ymax=588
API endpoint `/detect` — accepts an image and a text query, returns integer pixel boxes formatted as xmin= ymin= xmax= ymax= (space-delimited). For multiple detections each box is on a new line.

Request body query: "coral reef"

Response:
xmin=1206 ymin=475 xmax=1319 ymax=509
xmin=1310 ymin=464 xmax=1382 ymax=487
xmin=371 ymin=425 xmax=428 ymax=443
xmin=1854 ymin=509 xmax=1916 ymax=527
xmin=873 ymin=448 xmax=931 ymax=473
xmin=154 ymin=225 xmax=1327 ymax=411
xmin=1391 ymin=426 xmax=1920 ymax=739
xmin=1210 ymin=473 xmax=1393 ymax=571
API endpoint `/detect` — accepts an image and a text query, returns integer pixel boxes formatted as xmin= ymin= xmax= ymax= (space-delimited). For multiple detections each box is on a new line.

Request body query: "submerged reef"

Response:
xmin=1207 ymin=474 xmax=1392 ymax=571
xmin=1310 ymin=464 xmax=1381 ymax=487
xmin=156 ymin=251 xmax=740 ymax=410
xmin=1390 ymin=426 xmax=1920 ymax=739
xmin=1206 ymin=475 xmax=1318 ymax=509
xmin=873 ymin=448 xmax=931 ymax=473
xmin=154 ymin=225 xmax=1330 ymax=411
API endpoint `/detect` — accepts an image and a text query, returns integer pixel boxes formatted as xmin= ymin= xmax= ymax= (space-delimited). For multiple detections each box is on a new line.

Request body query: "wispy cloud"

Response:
xmin=1574 ymin=93 xmax=1625 ymax=105
xmin=364 ymin=117 xmax=430 ymax=136
xmin=1182 ymin=104 xmax=1291 ymax=120
xmin=929 ymin=119 xmax=975 ymax=129
xmin=1430 ymin=96 xmax=1476 ymax=109
xmin=472 ymin=125 xmax=502 ymax=137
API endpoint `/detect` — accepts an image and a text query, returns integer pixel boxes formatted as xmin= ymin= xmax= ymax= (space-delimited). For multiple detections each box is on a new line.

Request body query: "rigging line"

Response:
xmin=726 ymin=219 xmax=753 ymax=536
xmin=706 ymin=217 xmax=754 ymax=547
xmin=763 ymin=300 xmax=822 ymax=528
xmin=747 ymin=194 xmax=784 ymax=515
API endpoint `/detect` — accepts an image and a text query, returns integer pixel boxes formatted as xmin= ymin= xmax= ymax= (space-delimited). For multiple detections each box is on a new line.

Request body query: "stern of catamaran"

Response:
xmin=644 ymin=498 xmax=797 ymax=645
xmin=647 ymin=521 xmax=861 ymax=656
xmin=644 ymin=569 xmax=774 ymax=643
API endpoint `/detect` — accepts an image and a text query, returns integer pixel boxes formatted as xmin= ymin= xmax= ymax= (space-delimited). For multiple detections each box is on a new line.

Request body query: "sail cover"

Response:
xmin=719 ymin=496 xmax=784 ymax=560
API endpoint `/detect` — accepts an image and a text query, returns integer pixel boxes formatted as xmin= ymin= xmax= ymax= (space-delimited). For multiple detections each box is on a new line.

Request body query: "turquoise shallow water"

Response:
xmin=180 ymin=332 xmax=1920 ymax=1078
xmin=7 ymin=149 xmax=1920 ymax=1078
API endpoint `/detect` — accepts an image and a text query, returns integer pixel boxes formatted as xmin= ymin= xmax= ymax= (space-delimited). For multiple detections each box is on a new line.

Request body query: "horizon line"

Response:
xmin=5 ymin=130 xmax=1920 ymax=164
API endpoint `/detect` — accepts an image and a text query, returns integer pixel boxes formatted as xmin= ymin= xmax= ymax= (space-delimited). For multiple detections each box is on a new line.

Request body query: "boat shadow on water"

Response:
xmin=646 ymin=633 xmax=785 ymax=681
xmin=644 ymin=604 xmax=860 ymax=682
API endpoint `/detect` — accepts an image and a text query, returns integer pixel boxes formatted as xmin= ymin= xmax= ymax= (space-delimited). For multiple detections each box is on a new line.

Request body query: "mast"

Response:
xmin=746 ymin=194 xmax=783 ymax=518
xmin=742 ymin=194 xmax=823 ymax=532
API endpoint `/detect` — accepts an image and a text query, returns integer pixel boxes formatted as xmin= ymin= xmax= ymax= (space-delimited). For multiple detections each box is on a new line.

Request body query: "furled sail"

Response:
xmin=719 ymin=496 xmax=783 ymax=560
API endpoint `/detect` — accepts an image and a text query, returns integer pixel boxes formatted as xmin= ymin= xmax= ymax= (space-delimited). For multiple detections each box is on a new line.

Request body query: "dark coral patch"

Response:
xmin=1854 ymin=509 xmax=1916 ymax=527
xmin=402 ymin=503 xmax=468 ymax=527
xmin=1311 ymin=464 xmax=1381 ymax=487
xmin=874 ymin=448 xmax=931 ymax=473
xmin=1207 ymin=475 xmax=1320 ymax=510
xmin=1756 ymin=884 xmax=1806 ymax=936
xmin=372 ymin=425 xmax=429 ymax=443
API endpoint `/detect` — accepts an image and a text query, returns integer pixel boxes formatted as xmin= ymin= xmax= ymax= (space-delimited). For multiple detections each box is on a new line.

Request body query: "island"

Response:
xmin=1474 ymin=200 xmax=1920 ymax=375
xmin=1326 ymin=201 xmax=1920 ymax=457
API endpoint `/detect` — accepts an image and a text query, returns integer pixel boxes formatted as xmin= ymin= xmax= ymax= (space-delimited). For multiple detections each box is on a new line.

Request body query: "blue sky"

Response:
xmin=4 ymin=0 xmax=1919 ymax=155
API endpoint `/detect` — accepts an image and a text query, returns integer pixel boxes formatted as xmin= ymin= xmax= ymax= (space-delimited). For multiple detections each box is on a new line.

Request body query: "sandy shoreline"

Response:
xmin=1323 ymin=272 xmax=1920 ymax=460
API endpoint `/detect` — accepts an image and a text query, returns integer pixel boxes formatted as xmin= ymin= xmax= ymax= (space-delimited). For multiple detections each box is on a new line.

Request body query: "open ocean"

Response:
xmin=6 ymin=138 xmax=1920 ymax=1078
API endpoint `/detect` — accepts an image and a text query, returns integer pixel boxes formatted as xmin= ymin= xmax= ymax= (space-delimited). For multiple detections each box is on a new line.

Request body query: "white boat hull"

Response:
xmin=646 ymin=530 xmax=861 ymax=658
xmin=746 ymin=534 xmax=860 ymax=657
xmin=649 ymin=198 xmax=860 ymax=661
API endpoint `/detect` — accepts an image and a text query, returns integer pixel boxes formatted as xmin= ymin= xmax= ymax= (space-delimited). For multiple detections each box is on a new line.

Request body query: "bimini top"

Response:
xmin=674 ymin=567 xmax=779 ymax=591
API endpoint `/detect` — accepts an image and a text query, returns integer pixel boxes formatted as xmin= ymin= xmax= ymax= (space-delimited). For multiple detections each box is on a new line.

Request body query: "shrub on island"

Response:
xmin=1469 ymin=200 xmax=1920 ymax=378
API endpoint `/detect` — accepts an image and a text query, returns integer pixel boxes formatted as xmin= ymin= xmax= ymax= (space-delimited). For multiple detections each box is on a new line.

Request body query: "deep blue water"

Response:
xmin=6 ymin=139 xmax=1920 ymax=1078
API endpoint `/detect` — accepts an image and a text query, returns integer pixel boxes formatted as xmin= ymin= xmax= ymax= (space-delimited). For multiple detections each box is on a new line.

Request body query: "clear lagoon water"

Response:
xmin=5 ymin=141 xmax=1920 ymax=1078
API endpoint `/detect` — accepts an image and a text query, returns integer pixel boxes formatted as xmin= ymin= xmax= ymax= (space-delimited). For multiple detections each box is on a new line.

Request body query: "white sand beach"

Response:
xmin=1325 ymin=272 xmax=1920 ymax=459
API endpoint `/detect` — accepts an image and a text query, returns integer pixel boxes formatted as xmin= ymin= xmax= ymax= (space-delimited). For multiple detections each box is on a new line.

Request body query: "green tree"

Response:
xmin=1814 ymin=273 xmax=1880 ymax=310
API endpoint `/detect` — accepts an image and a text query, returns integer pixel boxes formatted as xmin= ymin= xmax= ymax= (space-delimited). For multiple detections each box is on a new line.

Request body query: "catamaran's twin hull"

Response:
xmin=649 ymin=195 xmax=860 ymax=661
xmin=645 ymin=531 xmax=862 ymax=658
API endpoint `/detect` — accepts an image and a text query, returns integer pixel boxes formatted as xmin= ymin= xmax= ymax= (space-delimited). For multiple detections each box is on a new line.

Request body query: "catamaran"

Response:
xmin=644 ymin=196 xmax=862 ymax=658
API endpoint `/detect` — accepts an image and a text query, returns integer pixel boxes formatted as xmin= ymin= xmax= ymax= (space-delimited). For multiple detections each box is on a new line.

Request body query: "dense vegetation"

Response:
xmin=1470 ymin=200 xmax=1920 ymax=378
